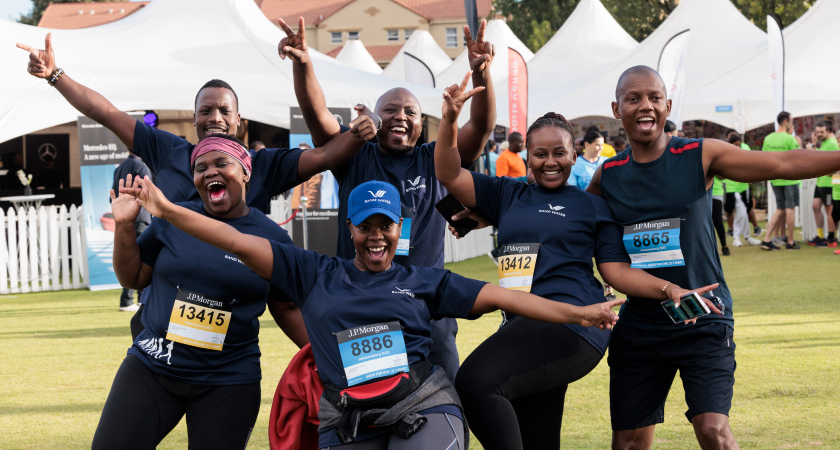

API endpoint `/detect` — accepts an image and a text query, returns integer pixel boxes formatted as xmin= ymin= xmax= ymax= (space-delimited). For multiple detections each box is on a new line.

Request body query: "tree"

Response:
xmin=491 ymin=0 xmax=581 ymax=52
xmin=18 ymin=0 xmax=123 ymax=26
xmin=732 ymin=0 xmax=816 ymax=29
xmin=600 ymin=0 xmax=678 ymax=42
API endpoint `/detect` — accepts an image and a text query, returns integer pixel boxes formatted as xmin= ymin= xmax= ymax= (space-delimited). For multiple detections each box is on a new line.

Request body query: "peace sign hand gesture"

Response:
xmin=464 ymin=20 xmax=495 ymax=73
xmin=442 ymin=71 xmax=485 ymax=122
xmin=17 ymin=33 xmax=56 ymax=79
xmin=278 ymin=17 xmax=310 ymax=64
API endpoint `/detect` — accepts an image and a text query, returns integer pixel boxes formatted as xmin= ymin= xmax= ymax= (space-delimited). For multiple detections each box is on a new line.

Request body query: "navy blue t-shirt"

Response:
xmin=471 ymin=173 xmax=629 ymax=354
xmin=598 ymin=137 xmax=734 ymax=331
xmin=131 ymin=120 xmax=305 ymax=213
xmin=128 ymin=201 xmax=293 ymax=385
xmin=268 ymin=241 xmax=486 ymax=388
xmin=334 ymin=141 xmax=462 ymax=269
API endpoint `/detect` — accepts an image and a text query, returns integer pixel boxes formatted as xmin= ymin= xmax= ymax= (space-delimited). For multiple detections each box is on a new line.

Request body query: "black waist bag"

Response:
xmin=323 ymin=359 xmax=432 ymax=443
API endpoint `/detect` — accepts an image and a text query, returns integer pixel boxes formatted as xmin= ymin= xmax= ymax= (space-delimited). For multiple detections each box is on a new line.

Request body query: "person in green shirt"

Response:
xmin=724 ymin=134 xmax=763 ymax=246
xmin=725 ymin=132 xmax=763 ymax=237
xmin=711 ymin=176 xmax=729 ymax=255
xmin=760 ymin=112 xmax=801 ymax=250
xmin=809 ymin=121 xmax=838 ymax=247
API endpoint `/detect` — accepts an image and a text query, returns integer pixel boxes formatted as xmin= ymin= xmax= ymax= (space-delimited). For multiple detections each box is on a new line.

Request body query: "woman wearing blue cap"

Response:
xmin=121 ymin=174 xmax=624 ymax=449
xmin=433 ymin=76 xmax=721 ymax=449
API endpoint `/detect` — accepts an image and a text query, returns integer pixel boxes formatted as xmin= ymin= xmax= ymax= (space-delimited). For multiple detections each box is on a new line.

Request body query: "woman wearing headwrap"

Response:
xmin=93 ymin=135 xmax=300 ymax=449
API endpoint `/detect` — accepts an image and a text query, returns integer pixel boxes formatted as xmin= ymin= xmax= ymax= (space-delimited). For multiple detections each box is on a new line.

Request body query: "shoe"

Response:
xmin=785 ymin=243 xmax=800 ymax=250
xmin=772 ymin=236 xmax=787 ymax=246
xmin=807 ymin=237 xmax=825 ymax=246
xmin=828 ymin=240 xmax=837 ymax=248
xmin=815 ymin=239 xmax=828 ymax=248
xmin=747 ymin=237 xmax=762 ymax=246
xmin=732 ymin=238 xmax=743 ymax=247
xmin=754 ymin=226 xmax=763 ymax=236
xmin=605 ymin=292 xmax=617 ymax=301
xmin=760 ymin=241 xmax=780 ymax=250
xmin=119 ymin=303 xmax=140 ymax=312
xmin=722 ymin=247 xmax=730 ymax=256
xmin=835 ymin=249 xmax=840 ymax=255
xmin=726 ymin=230 xmax=733 ymax=237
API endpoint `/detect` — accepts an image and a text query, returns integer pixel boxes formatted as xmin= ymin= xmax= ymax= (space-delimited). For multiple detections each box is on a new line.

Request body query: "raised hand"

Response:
xmin=278 ymin=17 xmax=309 ymax=64
xmin=121 ymin=176 xmax=171 ymax=219
xmin=17 ymin=33 xmax=56 ymax=79
xmin=465 ymin=20 xmax=495 ymax=73
xmin=349 ymin=104 xmax=380 ymax=141
xmin=580 ymin=299 xmax=625 ymax=330
xmin=442 ymin=71 xmax=485 ymax=121
xmin=447 ymin=209 xmax=491 ymax=238
xmin=110 ymin=175 xmax=142 ymax=224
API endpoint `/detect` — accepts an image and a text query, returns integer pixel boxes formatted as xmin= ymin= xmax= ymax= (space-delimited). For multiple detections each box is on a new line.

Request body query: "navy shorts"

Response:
xmin=608 ymin=322 xmax=736 ymax=430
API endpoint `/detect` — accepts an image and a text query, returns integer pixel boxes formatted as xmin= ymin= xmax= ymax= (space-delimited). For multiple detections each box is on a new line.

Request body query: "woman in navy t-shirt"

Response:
xmin=92 ymin=135 xmax=296 ymax=449
xmin=123 ymin=175 xmax=624 ymax=449
xmin=434 ymin=80 xmax=720 ymax=450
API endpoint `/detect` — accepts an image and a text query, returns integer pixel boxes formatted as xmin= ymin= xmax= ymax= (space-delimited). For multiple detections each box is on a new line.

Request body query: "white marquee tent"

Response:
xmin=334 ymin=39 xmax=382 ymax=75
xmin=0 ymin=0 xmax=445 ymax=144
xmin=683 ymin=0 xmax=840 ymax=132
xmin=436 ymin=20 xmax=535 ymax=128
xmin=527 ymin=0 xmax=637 ymax=123
xmin=380 ymin=30 xmax=453 ymax=81
xmin=544 ymin=0 xmax=766 ymax=122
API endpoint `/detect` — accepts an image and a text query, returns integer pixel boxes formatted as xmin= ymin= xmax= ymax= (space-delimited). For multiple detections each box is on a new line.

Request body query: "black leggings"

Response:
xmin=92 ymin=354 xmax=261 ymax=450
xmin=712 ymin=198 xmax=727 ymax=248
xmin=455 ymin=318 xmax=603 ymax=450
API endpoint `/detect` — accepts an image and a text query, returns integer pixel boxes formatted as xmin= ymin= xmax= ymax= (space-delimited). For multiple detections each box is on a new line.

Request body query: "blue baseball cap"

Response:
xmin=348 ymin=180 xmax=401 ymax=225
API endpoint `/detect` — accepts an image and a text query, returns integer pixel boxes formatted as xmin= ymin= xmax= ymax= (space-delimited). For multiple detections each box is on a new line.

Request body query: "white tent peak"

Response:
xmin=528 ymin=0 xmax=637 ymax=122
xmin=0 ymin=0 xmax=445 ymax=144
xmin=545 ymin=0 xmax=766 ymax=121
xmin=381 ymin=30 xmax=453 ymax=81
xmin=335 ymin=40 xmax=383 ymax=75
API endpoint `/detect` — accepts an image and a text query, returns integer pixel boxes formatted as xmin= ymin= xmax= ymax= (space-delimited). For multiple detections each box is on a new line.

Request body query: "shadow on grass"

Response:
xmin=0 ymin=326 xmax=131 ymax=339
xmin=743 ymin=336 xmax=840 ymax=348
xmin=0 ymin=403 xmax=102 ymax=415
xmin=0 ymin=307 xmax=112 ymax=318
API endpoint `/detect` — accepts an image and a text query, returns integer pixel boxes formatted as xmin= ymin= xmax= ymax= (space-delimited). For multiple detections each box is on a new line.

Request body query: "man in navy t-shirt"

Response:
xmin=18 ymin=30 xmax=379 ymax=345
xmin=585 ymin=65 xmax=840 ymax=450
xmin=292 ymin=21 xmax=498 ymax=383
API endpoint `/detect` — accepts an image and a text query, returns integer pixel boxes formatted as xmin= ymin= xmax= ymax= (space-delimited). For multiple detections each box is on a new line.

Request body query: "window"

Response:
xmin=331 ymin=32 xmax=342 ymax=44
xmin=404 ymin=29 xmax=413 ymax=40
xmin=348 ymin=30 xmax=359 ymax=40
xmin=387 ymin=29 xmax=399 ymax=42
xmin=445 ymin=28 xmax=457 ymax=47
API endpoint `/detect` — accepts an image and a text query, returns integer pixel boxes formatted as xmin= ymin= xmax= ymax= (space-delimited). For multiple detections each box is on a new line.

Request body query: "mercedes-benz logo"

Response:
xmin=333 ymin=113 xmax=344 ymax=125
xmin=38 ymin=143 xmax=57 ymax=161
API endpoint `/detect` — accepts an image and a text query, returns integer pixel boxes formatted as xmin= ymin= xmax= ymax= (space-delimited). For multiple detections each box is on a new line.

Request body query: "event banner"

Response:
xmin=78 ymin=114 xmax=143 ymax=290
xmin=767 ymin=15 xmax=785 ymax=127
xmin=508 ymin=48 xmax=528 ymax=134
xmin=404 ymin=52 xmax=435 ymax=87
xmin=658 ymin=30 xmax=690 ymax=130
xmin=289 ymin=107 xmax=352 ymax=255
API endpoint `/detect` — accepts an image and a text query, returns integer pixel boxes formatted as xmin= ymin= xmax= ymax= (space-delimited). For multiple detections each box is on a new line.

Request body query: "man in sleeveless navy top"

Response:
xmin=586 ymin=66 xmax=840 ymax=450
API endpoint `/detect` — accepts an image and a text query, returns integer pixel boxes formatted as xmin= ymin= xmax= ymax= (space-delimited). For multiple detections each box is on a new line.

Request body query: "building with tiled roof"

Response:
xmin=258 ymin=0 xmax=494 ymax=63
xmin=37 ymin=2 xmax=149 ymax=29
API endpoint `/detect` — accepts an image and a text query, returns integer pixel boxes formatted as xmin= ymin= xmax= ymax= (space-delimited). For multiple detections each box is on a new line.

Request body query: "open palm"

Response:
xmin=110 ymin=176 xmax=141 ymax=224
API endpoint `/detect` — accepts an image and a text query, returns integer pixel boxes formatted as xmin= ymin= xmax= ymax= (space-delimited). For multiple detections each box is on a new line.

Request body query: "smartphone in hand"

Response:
xmin=661 ymin=292 xmax=711 ymax=324
xmin=435 ymin=194 xmax=478 ymax=238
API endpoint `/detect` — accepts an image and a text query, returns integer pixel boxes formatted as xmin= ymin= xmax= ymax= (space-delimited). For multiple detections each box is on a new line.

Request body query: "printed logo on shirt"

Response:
xmin=138 ymin=337 xmax=175 ymax=365
xmin=391 ymin=287 xmax=416 ymax=298
xmin=405 ymin=176 xmax=426 ymax=192
xmin=369 ymin=190 xmax=387 ymax=198
xmin=224 ymin=254 xmax=244 ymax=265
xmin=539 ymin=204 xmax=566 ymax=217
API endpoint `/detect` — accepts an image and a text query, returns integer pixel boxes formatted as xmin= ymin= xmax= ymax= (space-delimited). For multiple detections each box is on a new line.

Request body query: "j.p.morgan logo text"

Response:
xmin=633 ymin=220 xmax=669 ymax=231
xmin=185 ymin=292 xmax=223 ymax=308
xmin=392 ymin=287 xmax=415 ymax=298
xmin=405 ymin=176 xmax=426 ymax=192
xmin=346 ymin=324 xmax=390 ymax=338
xmin=538 ymin=204 xmax=566 ymax=217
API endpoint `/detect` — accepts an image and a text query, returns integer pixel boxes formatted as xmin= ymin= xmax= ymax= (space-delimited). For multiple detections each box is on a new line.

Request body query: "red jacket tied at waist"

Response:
xmin=269 ymin=344 xmax=324 ymax=450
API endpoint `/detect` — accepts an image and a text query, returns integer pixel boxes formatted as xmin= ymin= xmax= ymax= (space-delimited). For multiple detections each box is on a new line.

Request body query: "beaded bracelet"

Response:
xmin=47 ymin=68 xmax=64 ymax=87
xmin=660 ymin=283 xmax=673 ymax=300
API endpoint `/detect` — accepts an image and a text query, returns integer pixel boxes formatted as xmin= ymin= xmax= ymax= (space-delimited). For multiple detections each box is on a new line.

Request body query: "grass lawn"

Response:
xmin=1 ymin=239 xmax=838 ymax=449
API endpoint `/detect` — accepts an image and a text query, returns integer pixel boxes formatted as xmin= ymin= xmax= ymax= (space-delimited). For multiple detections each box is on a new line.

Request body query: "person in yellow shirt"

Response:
xmin=496 ymin=132 xmax=526 ymax=178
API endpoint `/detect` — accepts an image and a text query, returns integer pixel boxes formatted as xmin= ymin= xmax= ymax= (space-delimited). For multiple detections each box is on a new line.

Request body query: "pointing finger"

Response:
xmin=693 ymin=283 xmax=720 ymax=295
xmin=459 ymin=70 xmax=472 ymax=92
xmin=16 ymin=43 xmax=37 ymax=55
xmin=298 ymin=17 xmax=306 ymax=41
xmin=463 ymin=24 xmax=474 ymax=47
xmin=475 ymin=19 xmax=486 ymax=43
xmin=462 ymin=86 xmax=485 ymax=100
xmin=602 ymin=299 xmax=626 ymax=310
xmin=277 ymin=18 xmax=295 ymax=38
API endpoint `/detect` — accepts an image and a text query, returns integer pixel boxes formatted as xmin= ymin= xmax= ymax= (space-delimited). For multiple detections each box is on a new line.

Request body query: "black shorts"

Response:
xmin=814 ymin=187 xmax=833 ymax=205
xmin=608 ymin=322 xmax=736 ymax=430
xmin=724 ymin=190 xmax=752 ymax=214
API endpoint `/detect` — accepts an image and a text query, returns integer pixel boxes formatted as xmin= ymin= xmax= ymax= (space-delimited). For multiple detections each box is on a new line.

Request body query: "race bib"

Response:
xmin=623 ymin=218 xmax=684 ymax=269
xmin=832 ymin=173 xmax=840 ymax=185
xmin=336 ymin=321 xmax=409 ymax=386
xmin=497 ymin=243 xmax=540 ymax=292
xmin=396 ymin=206 xmax=413 ymax=256
xmin=165 ymin=289 xmax=232 ymax=351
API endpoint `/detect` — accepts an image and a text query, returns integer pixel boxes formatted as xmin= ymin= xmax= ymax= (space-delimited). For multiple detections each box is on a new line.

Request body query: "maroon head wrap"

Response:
xmin=191 ymin=136 xmax=252 ymax=176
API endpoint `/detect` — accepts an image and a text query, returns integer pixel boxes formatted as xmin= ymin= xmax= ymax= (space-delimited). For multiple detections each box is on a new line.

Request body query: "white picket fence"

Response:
xmin=0 ymin=204 xmax=86 ymax=294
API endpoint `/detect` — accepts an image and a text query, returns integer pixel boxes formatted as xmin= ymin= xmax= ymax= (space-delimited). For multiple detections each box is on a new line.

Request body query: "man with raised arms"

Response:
xmin=17 ymin=22 xmax=379 ymax=346
xmin=586 ymin=65 xmax=840 ymax=450
xmin=289 ymin=20 xmax=497 ymax=383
